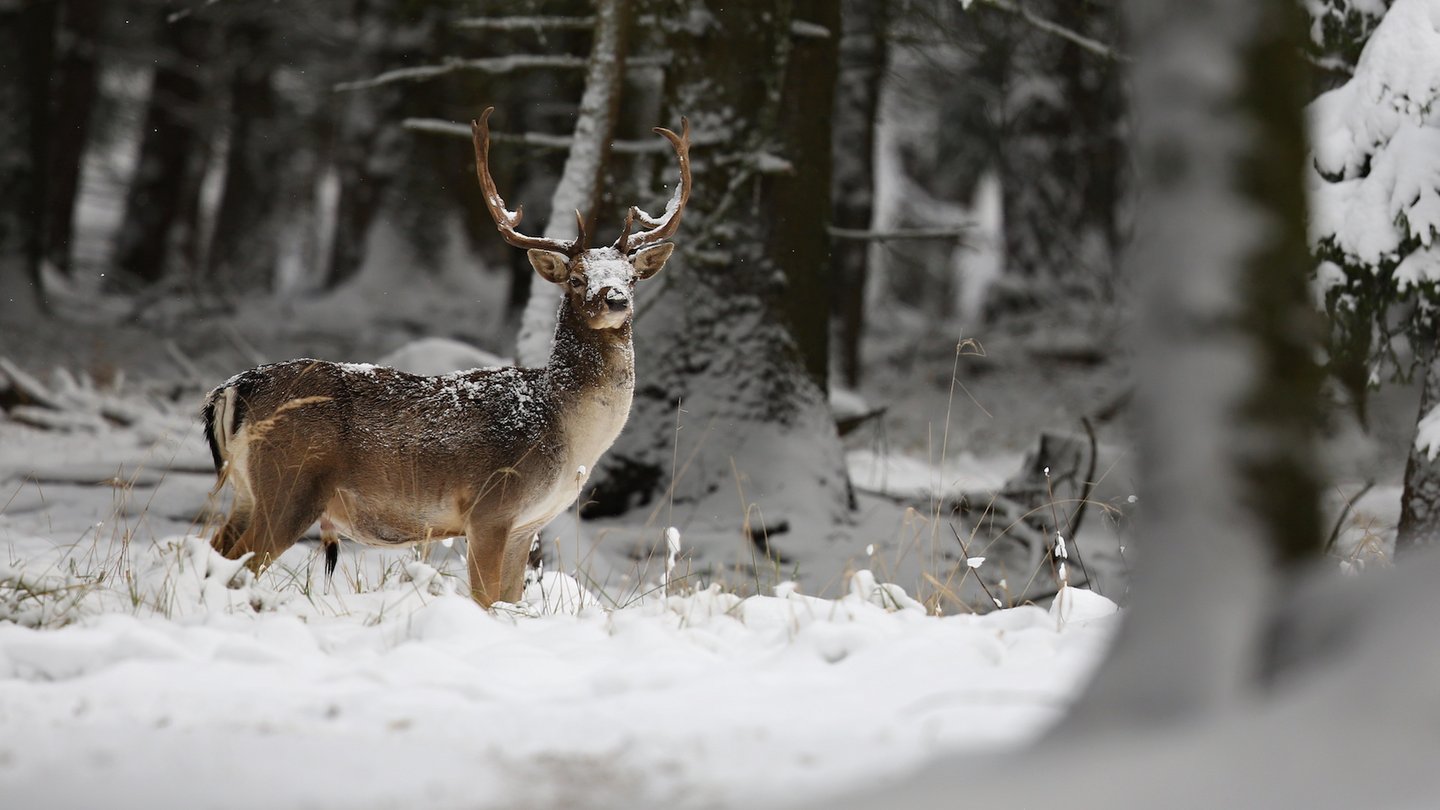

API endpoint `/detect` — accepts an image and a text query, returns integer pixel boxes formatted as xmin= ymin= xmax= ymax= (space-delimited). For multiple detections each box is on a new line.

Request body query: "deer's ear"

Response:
xmin=632 ymin=243 xmax=675 ymax=280
xmin=527 ymin=249 xmax=571 ymax=284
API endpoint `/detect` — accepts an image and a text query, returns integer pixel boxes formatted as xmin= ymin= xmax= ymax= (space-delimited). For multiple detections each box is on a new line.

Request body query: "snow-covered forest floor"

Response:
xmin=0 ymin=289 xmax=1408 ymax=807
xmin=0 ymin=231 xmax=1414 ymax=806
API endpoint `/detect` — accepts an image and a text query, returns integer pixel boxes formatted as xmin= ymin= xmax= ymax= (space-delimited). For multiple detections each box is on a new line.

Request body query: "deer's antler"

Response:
xmin=472 ymin=107 xmax=585 ymax=257
xmin=614 ymin=117 xmax=691 ymax=254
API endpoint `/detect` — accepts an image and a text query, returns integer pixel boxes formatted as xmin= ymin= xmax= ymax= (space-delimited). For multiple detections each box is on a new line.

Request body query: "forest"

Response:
xmin=0 ymin=0 xmax=1437 ymax=807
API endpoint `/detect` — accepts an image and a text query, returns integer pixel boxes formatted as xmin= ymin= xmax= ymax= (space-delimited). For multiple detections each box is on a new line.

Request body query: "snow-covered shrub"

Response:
xmin=1302 ymin=0 xmax=1393 ymax=81
xmin=1307 ymin=0 xmax=1440 ymax=389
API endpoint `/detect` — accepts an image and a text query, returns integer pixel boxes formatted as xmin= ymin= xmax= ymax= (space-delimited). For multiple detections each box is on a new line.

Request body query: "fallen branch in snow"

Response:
xmin=0 ymin=357 xmax=193 ymax=437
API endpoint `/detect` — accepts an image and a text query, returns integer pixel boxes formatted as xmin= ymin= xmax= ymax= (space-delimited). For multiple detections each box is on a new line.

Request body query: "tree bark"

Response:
xmin=113 ymin=6 xmax=210 ymax=287
xmin=586 ymin=0 xmax=852 ymax=590
xmin=999 ymin=0 xmax=1125 ymax=302
xmin=0 ymin=0 xmax=58 ymax=325
xmin=44 ymin=0 xmax=103 ymax=276
xmin=1053 ymin=0 xmax=1322 ymax=736
xmin=1397 ymin=344 xmax=1440 ymax=553
xmin=769 ymin=0 xmax=840 ymax=389
xmin=207 ymin=18 xmax=287 ymax=296
xmin=515 ymin=0 xmax=630 ymax=368
xmin=830 ymin=0 xmax=887 ymax=388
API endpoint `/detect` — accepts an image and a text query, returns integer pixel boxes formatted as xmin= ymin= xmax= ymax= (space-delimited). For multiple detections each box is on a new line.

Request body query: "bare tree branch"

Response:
xmin=975 ymin=0 xmax=1130 ymax=63
xmin=828 ymin=225 xmax=973 ymax=242
xmin=452 ymin=15 xmax=596 ymax=31
xmin=335 ymin=54 xmax=668 ymax=92
xmin=403 ymin=118 xmax=718 ymax=154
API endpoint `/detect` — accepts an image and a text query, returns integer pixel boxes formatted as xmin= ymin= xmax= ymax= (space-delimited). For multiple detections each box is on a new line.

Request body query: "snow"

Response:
xmin=847 ymin=447 xmax=1018 ymax=502
xmin=0 ymin=529 xmax=1117 ymax=809
xmin=1308 ymin=0 xmax=1440 ymax=264
xmin=1415 ymin=404 xmax=1440 ymax=461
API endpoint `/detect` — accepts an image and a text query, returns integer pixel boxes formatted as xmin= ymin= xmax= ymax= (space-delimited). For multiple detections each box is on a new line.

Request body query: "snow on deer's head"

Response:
xmin=526 ymin=243 xmax=675 ymax=330
xmin=472 ymin=107 xmax=690 ymax=331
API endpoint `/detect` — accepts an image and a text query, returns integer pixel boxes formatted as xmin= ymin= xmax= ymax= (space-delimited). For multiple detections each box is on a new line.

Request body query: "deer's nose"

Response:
xmin=604 ymin=289 xmax=630 ymax=312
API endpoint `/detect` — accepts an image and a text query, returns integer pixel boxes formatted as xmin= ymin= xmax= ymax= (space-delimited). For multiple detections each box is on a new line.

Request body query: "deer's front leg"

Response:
xmin=466 ymin=522 xmax=512 ymax=608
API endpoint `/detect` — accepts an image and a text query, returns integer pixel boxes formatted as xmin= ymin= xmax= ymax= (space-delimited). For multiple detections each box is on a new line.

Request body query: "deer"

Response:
xmin=201 ymin=106 xmax=691 ymax=608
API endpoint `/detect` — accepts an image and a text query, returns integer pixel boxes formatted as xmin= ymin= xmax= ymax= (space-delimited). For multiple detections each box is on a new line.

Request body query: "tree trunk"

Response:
xmin=515 ymin=0 xmax=631 ymax=368
xmin=1052 ymin=0 xmax=1322 ymax=736
xmin=999 ymin=0 xmax=1124 ymax=302
xmin=44 ymin=0 xmax=103 ymax=276
xmin=207 ymin=19 xmax=287 ymax=296
xmin=830 ymin=0 xmax=887 ymax=388
xmin=0 ymin=0 xmax=58 ymax=326
xmin=113 ymin=6 xmax=210 ymax=287
xmin=1397 ymin=344 xmax=1440 ymax=553
xmin=769 ymin=0 xmax=839 ymax=389
xmin=586 ymin=0 xmax=852 ymax=592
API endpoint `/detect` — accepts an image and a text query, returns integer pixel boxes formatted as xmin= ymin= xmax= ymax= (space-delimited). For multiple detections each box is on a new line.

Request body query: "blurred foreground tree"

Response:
xmin=826 ymin=3 xmax=1440 ymax=808
xmin=1057 ymin=0 xmax=1323 ymax=730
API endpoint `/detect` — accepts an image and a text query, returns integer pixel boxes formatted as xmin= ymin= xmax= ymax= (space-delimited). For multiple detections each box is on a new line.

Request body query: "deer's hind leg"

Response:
xmin=212 ymin=496 xmax=253 ymax=559
xmin=221 ymin=443 xmax=337 ymax=574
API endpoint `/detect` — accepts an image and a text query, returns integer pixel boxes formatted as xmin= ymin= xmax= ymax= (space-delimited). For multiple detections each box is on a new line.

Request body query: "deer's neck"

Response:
xmin=545 ymin=296 xmax=635 ymax=403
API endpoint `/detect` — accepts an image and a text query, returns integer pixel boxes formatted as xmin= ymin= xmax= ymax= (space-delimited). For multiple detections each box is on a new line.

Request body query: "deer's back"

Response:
xmin=212 ymin=360 xmax=567 ymax=529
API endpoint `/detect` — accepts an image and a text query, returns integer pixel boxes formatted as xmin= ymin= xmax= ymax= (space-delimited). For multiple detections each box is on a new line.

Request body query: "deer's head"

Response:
xmin=472 ymin=108 xmax=691 ymax=331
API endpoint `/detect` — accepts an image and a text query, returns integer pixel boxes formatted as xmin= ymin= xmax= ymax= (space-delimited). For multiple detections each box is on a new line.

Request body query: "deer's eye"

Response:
xmin=569 ymin=276 xmax=585 ymax=289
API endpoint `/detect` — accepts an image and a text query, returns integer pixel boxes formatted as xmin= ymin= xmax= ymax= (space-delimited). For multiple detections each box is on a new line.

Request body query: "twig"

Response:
xmin=335 ymin=54 xmax=669 ymax=92
xmin=403 ymin=118 xmax=722 ymax=154
xmin=1324 ymin=479 xmax=1376 ymax=554
xmin=164 ymin=340 xmax=204 ymax=382
xmin=0 ymin=357 xmax=62 ymax=411
xmin=974 ymin=0 xmax=1130 ymax=63
xmin=949 ymin=523 xmax=1003 ymax=609
xmin=828 ymin=225 xmax=973 ymax=242
xmin=222 ymin=324 xmax=266 ymax=367
xmin=452 ymin=15 xmax=596 ymax=31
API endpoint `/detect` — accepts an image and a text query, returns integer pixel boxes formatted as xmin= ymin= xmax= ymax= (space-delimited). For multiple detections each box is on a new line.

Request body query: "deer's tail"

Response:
xmin=201 ymin=383 xmax=245 ymax=473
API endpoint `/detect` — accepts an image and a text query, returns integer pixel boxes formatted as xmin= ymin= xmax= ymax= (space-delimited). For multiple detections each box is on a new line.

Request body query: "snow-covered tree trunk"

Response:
xmin=587 ymin=0 xmax=852 ymax=590
xmin=44 ymin=0 xmax=103 ymax=276
xmin=831 ymin=0 xmax=887 ymax=388
xmin=514 ymin=0 xmax=631 ymax=368
xmin=1054 ymin=0 xmax=1322 ymax=735
xmin=1397 ymin=345 xmax=1440 ymax=553
xmin=0 ymin=0 xmax=57 ymax=324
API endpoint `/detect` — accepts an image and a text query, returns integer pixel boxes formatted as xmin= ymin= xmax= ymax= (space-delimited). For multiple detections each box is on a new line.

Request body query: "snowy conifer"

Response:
xmin=1306 ymin=0 xmax=1440 ymax=552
